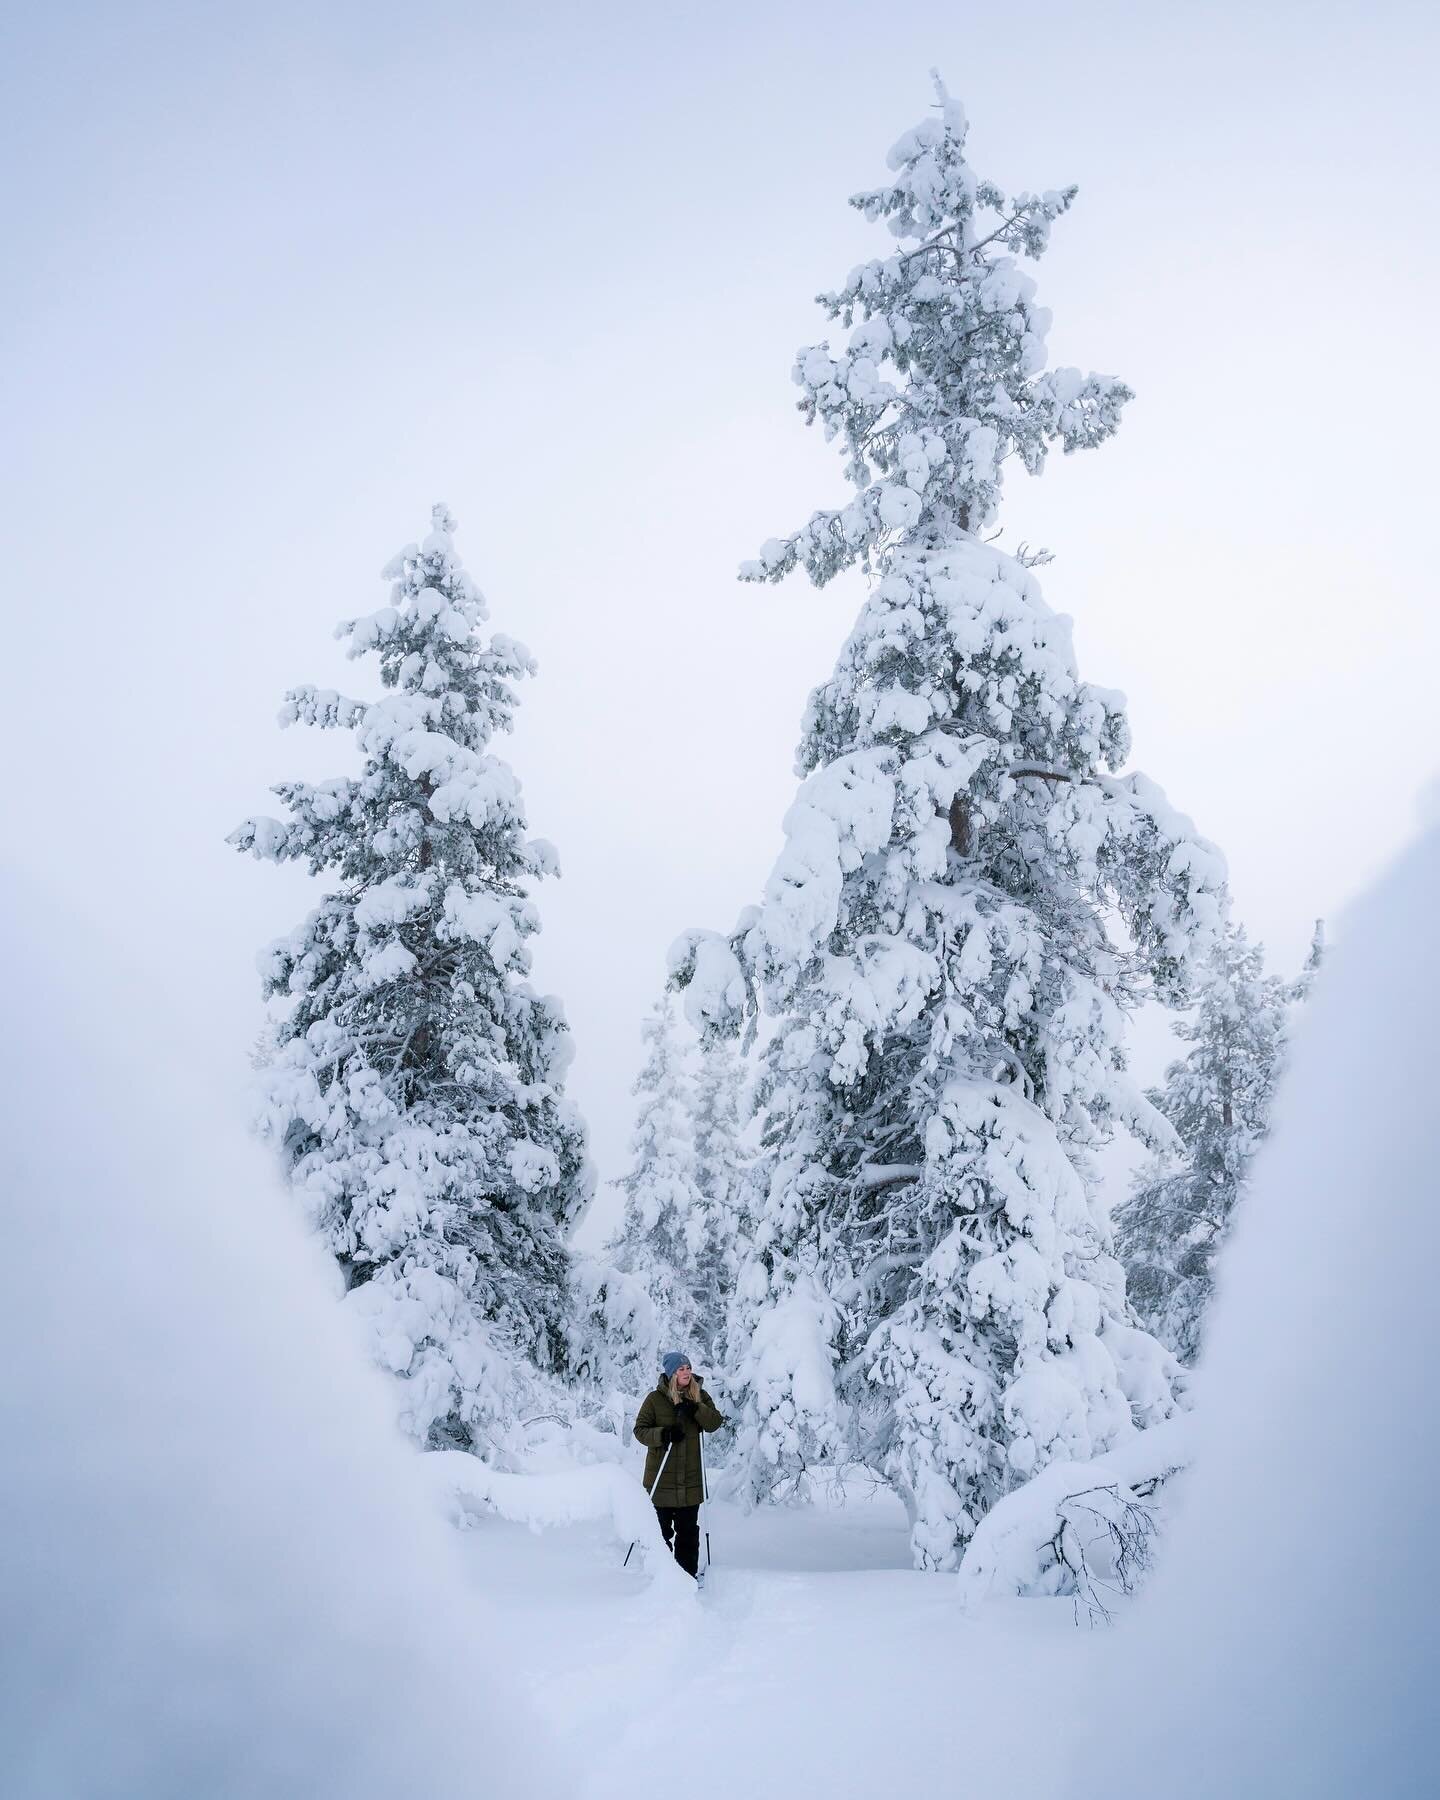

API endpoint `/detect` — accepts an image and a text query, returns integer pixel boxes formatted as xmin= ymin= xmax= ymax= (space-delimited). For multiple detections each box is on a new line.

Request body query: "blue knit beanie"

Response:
xmin=661 ymin=1351 xmax=691 ymax=1380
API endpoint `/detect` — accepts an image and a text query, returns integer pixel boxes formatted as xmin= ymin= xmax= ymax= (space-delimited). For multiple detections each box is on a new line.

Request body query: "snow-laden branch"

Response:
xmin=854 ymin=1162 xmax=925 ymax=1190
xmin=955 ymin=1414 xmax=1194 ymax=1617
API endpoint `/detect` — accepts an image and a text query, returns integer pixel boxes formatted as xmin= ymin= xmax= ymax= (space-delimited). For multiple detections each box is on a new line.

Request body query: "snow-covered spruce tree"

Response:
xmin=1291 ymin=916 xmax=1325 ymax=1004
xmin=565 ymin=1251 xmax=658 ymax=1411
xmin=606 ymin=998 xmax=714 ymax=1361
xmin=230 ymin=505 xmax=591 ymax=1452
xmin=691 ymin=1038 xmax=751 ymax=1378
xmin=670 ymin=78 xmax=1227 ymax=1566
xmin=1115 ymin=922 xmax=1316 ymax=1364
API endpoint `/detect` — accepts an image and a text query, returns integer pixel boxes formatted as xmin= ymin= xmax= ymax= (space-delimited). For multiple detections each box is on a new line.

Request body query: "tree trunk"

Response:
xmin=949 ymin=793 xmax=974 ymax=856
xmin=406 ymin=779 xmax=436 ymax=1082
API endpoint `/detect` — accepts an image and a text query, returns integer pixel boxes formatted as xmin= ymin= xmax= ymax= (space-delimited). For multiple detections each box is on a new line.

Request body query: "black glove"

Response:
xmin=676 ymin=1397 xmax=698 ymax=1423
xmin=666 ymin=1422 xmax=686 ymax=1445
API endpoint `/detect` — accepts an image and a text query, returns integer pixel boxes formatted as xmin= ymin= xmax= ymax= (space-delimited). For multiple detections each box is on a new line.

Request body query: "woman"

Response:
xmin=632 ymin=1351 xmax=723 ymax=1578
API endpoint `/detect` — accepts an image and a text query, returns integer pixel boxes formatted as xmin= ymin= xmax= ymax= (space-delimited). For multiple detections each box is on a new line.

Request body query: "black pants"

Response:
xmin=655 ymin=1504 xmax=700 ymax=1577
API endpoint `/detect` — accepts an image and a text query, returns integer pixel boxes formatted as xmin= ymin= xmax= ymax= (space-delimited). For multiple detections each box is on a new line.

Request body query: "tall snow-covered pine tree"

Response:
xmin=230 ymin=505 xmax=591 ymax=1451
xmin=671 ymin=78 xmax=1227 ymax=1566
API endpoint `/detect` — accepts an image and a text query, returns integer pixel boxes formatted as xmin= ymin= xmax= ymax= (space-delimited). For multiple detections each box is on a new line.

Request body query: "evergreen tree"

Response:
xmin=671 ymin=79 xmax=1227 ymax=1565
xmin=606 ymin=998 xmax=709 ymax=1358
xmin=565 ymin=1252 xmax=659 ymax=1408
xmin=1291 ymin=917 xmax=1326 ymax=1004
xmin=1115 ymin=922 xmax=1317 ymax=1363
xmin=691 ymin=1039 xmax=750 ymax=1375
xmin=230 ymin=505 xmax=591 ymax=1451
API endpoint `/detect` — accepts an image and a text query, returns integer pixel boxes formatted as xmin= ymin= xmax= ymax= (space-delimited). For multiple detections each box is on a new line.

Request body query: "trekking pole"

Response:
xmin=699 ymin=1427 xmax=711 ymax=1568
xmin=622 ymin=1438 xmax=677 ymax=1569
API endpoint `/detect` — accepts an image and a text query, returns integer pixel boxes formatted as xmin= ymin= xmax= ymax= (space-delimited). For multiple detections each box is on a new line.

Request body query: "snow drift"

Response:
xmin=421 ymin=1449 xmax=693 ymax=1603
xmin=1071 ymin=826 xmax=1440 ymax=1797
xmin=0 ymin=875 xmax=558 ymax=1799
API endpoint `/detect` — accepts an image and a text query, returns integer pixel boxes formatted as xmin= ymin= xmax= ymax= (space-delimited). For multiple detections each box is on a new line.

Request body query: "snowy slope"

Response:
xmin=1069 ymin=824 xmax=1440 ymax=1797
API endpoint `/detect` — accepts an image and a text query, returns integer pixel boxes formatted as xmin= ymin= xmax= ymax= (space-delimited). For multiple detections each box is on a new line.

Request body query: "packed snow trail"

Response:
xmin=451 ymin=1484 xmax=1086 ymax=1799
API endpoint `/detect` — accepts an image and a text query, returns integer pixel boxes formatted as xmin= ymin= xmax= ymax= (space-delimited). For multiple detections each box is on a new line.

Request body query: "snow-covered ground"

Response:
xmin=448 ymin=1479 xmax=1087 ymax=1800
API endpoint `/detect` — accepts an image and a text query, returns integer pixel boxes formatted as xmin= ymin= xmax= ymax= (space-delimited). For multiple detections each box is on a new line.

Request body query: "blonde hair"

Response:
xmin=666 ymin=1370 xmax=701 ymax=1405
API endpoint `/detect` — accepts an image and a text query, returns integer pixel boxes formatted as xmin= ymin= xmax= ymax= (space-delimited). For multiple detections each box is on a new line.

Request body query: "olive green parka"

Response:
xmin=633 ymin=1375 xmax=724 ymax=1508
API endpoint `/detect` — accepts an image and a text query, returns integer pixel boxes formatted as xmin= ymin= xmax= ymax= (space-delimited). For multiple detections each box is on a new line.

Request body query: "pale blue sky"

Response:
xmin=5 ymin=1 xmax=1436 ymax=1225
